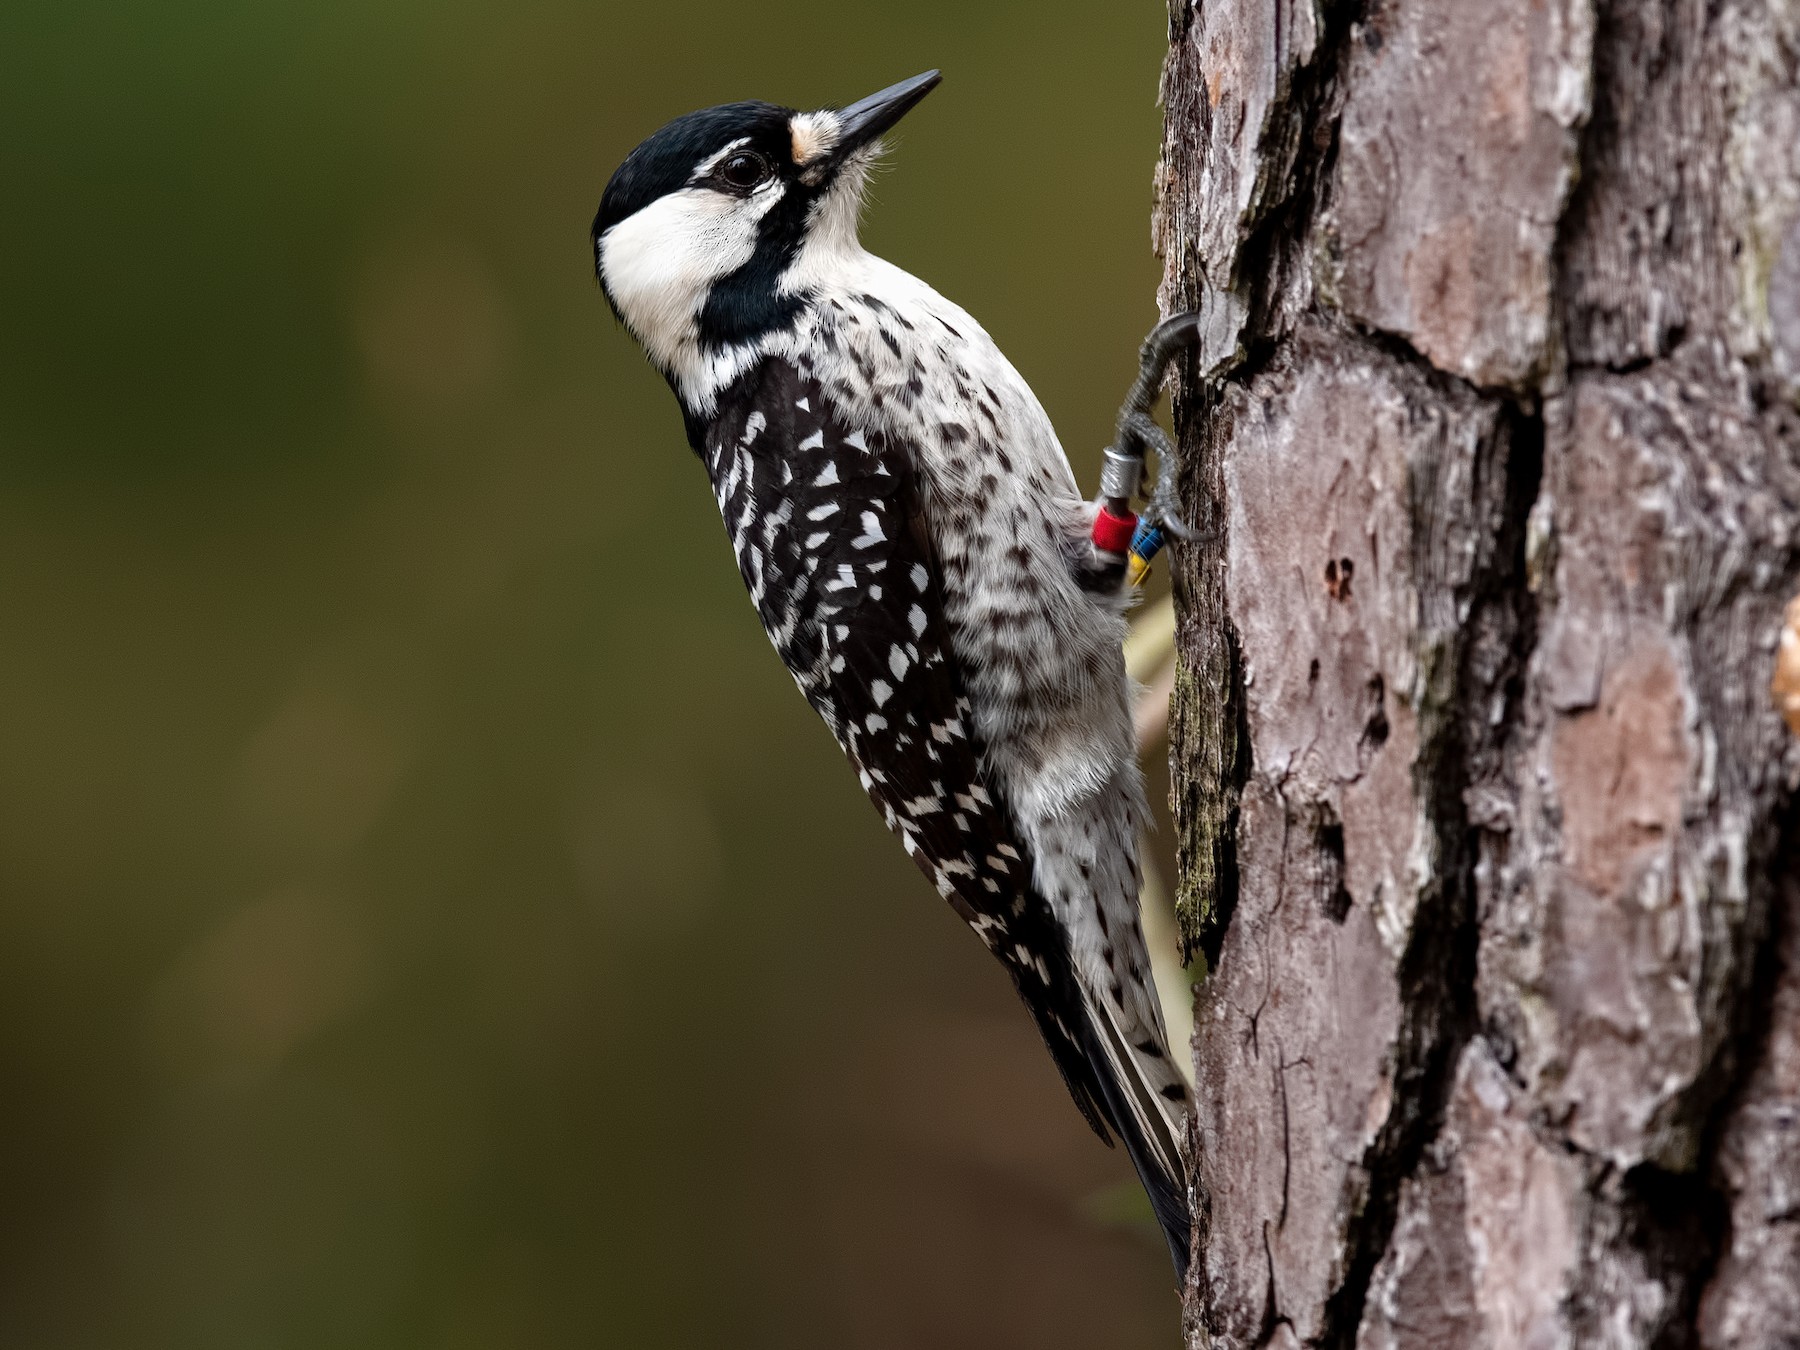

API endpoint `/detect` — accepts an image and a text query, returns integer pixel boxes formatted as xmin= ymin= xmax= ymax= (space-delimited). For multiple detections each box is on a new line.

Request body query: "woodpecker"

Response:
xmin=592 ymin=71 xmax=1196 ymax=1275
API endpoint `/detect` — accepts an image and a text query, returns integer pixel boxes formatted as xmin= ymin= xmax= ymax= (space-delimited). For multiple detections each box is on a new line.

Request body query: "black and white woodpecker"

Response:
xmin=592 ymin=71 xmax=1199 ymax=1275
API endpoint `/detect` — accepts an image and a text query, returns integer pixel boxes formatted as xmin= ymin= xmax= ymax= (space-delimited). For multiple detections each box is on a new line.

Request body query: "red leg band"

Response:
xmin=1092 ymin=506 xmax=1139 ymax=555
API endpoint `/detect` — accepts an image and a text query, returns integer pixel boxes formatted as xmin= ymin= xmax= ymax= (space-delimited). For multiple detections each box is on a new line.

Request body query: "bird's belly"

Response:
xmin=929 ymin=490 xmax=1138 ymax=830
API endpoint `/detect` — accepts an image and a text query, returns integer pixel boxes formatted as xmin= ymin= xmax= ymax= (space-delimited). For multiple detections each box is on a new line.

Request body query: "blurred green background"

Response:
xmin=0 ymin=2 xmax=1178 ymax=1345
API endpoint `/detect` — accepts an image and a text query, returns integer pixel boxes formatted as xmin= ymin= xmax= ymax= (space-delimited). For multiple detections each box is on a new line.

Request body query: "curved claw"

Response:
xmin=1144 ymin=441 xmax=1195 ymax=541
xmin=1142 ymin=312 xmax=1202 ymax=372
xmin=1148 ymin=507 xmax=1197 ymax=542
xmin=1120 ymin=312 xmax=1203 ymax=426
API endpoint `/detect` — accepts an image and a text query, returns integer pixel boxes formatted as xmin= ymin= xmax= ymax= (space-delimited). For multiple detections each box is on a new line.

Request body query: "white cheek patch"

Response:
xmin=599 ymin=182 xmax=787 ymax=374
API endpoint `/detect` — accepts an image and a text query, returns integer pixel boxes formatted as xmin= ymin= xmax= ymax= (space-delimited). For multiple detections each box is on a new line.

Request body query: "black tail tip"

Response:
xmin=1148 ymin=1178 xmax=1192 ymax=1284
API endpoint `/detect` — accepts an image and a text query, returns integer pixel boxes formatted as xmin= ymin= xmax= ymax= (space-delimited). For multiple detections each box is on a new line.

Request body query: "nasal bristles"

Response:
xmin=789 ymin=111 xmax=840 ymax=168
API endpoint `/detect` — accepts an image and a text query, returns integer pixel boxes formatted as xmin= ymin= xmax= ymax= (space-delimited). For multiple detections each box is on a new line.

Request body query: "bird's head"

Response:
xmin=593 ymin=71 xmax=940 ymax=401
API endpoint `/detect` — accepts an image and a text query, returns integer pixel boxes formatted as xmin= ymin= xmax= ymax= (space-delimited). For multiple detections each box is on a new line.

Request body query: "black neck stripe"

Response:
xmin=695 ymin=182 xmax=818 ymax=351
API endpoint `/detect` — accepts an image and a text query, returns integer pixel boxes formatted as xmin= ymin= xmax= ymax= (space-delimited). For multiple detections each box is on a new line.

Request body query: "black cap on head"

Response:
xmin=592 ymin=100 xmax=795 ymax=244
xmin=592 ymin=73 xmax=942 ymax=247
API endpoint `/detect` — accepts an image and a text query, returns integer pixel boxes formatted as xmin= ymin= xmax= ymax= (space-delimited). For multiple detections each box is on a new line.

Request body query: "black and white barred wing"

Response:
xmin=703 ymin=358 xmax=1118 ymax=1140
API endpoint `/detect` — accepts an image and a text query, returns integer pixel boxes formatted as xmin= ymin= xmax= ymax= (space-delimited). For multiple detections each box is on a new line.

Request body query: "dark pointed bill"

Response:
xmin=834 ymin=70 xmax=942 ymax=156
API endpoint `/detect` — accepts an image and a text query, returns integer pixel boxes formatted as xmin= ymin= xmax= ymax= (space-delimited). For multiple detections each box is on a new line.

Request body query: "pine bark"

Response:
xmin=1153 ymin=0 xmax=1800 ymax=1345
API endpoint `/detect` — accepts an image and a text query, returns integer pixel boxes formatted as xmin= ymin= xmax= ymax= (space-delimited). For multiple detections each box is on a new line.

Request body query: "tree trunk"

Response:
xmin=1152 ymin=0 xmax=1800 ymax=1345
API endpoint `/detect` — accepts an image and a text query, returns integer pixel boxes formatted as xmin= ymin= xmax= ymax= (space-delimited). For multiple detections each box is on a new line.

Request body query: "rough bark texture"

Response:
xmin=1153 ymin=0 xmax=1800 ymax=1345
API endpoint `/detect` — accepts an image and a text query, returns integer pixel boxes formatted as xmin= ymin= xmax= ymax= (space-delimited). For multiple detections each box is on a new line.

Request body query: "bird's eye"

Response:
xmin=718 ymin=151 xmax=770 ymax=190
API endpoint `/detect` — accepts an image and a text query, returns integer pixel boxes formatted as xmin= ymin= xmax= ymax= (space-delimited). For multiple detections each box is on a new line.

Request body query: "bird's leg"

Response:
xmin=1124 ymin=411 xmax=1192 ymax=542
xmin=1122 ymin=313 xmax=1201 ymax=535
xmin=1087 ymin=314 xmax=1202 ymax=583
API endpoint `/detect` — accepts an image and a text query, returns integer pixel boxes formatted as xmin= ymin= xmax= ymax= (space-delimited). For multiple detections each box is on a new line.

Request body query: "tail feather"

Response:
xmin=1080 ymin=991 xmax=1192 ymax=1280
xmin=1012 ymin=966 xmax=1194 ymax=1278
xmin=998 ymin=889 xmax=1194 ymax=1279
xmin=1086 ymin=981 xmax=1189 ymax=1178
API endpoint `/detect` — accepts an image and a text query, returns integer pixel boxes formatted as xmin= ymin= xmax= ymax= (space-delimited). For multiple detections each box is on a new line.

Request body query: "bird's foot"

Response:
xmin=1107 ymin=315 xmax=1202 ymax=563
